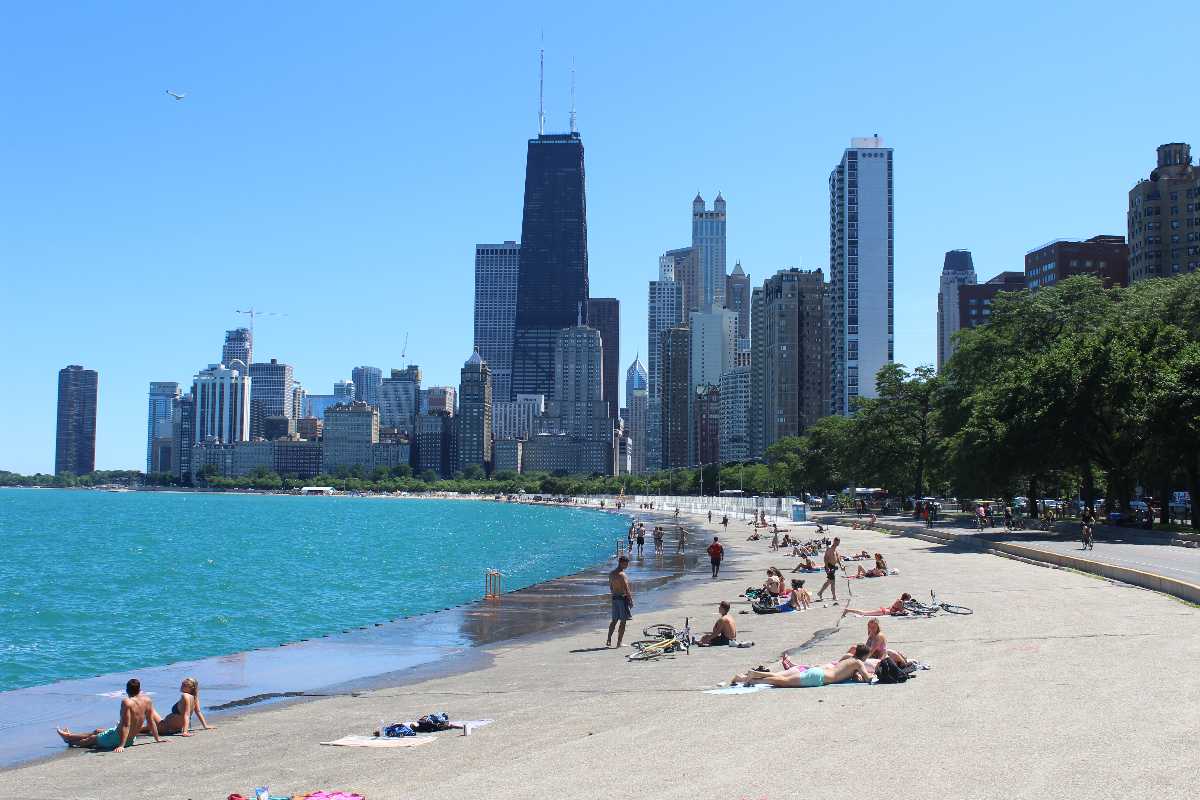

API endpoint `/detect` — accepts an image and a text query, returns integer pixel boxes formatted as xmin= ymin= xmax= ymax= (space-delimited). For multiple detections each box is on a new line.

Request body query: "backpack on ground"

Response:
xmin=875 ymin=656 xmax=908 ymax=684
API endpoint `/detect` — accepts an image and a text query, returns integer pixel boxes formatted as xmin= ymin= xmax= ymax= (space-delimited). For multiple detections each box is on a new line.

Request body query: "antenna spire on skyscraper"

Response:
xmin=570 ymin=57 xmax=576 ymax=133
xmin=538 ymin=40 xmax=545 ymax=135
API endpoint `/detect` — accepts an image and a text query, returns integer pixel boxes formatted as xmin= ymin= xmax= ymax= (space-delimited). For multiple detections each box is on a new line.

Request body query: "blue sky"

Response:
xmin=1 ymin=2 xmax=1195 ymax=473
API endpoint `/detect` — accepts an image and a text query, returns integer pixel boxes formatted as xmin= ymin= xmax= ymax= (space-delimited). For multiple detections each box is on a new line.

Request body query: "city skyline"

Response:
xmin=3 ymin=4 xmax=1197 ymax=472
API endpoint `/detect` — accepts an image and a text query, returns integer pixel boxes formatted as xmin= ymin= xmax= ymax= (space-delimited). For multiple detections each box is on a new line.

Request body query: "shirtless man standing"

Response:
xmin=814 ymin=536 xmax=842 ymax=605
xmin=698 ymin=601 xmax=737 ymax=646
xmin=606 ymin=556 xmax=634 ymax=648
xmin=57 ymin=678 xmax=165 ymax=752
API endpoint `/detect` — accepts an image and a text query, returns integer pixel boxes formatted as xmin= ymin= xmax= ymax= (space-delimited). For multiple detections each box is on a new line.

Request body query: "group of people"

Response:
xmin=56 ymin=677 xmax=214 ymax=753
xmin=729 ymin=617 xmax=912 ymax=688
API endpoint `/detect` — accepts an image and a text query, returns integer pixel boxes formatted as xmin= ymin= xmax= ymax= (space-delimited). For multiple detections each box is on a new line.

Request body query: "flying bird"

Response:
xmin=166 ymin=90 xmax=186 ymax=101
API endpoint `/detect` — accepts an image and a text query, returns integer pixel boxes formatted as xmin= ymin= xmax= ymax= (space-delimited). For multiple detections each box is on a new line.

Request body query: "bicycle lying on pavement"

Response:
xmin=627 ymin=619 xmax=692 ymax=661
xmin=902 ymin=591 xmax=973 ymax=617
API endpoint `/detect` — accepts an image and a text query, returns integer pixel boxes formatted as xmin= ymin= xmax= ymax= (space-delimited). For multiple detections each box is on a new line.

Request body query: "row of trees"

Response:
xmin=761 ymin=273 xmax=1200 ymax=528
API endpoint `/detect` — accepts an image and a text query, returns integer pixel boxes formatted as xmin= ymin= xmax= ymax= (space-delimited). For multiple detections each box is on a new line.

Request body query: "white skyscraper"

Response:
xmin=647 ymin=255 xmax=684 ymax=472
xmin=474 ymin=241 xmax=520 ymax=403
xmin=692 ymin=193 xmax=727 ymax=308
xmin=937 ymin=250 xmax=977 ymax=371
xmin=146 ymin=381 xmax=181 ymax=473
xmin=829 ymin=136 xmax=894 ymax=414
xmin=689 ymin=305 xmax=737 ymax=389
xmin=625 ymin=357 xmax=648 ymax=474
xmin=493 ymin=393 xmax=545 ymax=441
xmin=192 ymin=362 xmax=250 ymax=444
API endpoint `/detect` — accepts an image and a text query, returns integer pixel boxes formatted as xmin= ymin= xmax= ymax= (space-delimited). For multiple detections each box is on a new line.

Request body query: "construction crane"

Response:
xmin=234 ymin=308 xmax=286 ymax=340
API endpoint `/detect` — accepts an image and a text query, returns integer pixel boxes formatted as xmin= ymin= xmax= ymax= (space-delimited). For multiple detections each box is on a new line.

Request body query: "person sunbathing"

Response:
xmin=846 ymin=619 xmax=909 ymax=667
xmin=57 ymin=678 xmax=165 ymax=752
xmin=730 ymin=649 xmax=871 ymax=688
xmin=747 ymin=531 xmax=761 ymax=541
xmin=791 ymin=553 xmax=817 ymax=572
xmin=698 ymin=601 xmax=738 ymax=645
xmin=840 ymin=593 xmax=913 ymax=618
xmin=852 ymin=553 xmax=888 ymax=578
xmin=142 ymin=677 xmax=214 ymax=737
xmin=779 ymin=579 xmax=810 ymax=611
xmin=763 ymin=567 xmax=784 ymax=596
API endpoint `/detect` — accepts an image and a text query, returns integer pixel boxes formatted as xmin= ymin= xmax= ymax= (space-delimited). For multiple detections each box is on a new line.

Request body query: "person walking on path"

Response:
xmin=607 ymin=556 xmax=634 ymax=647
xmin=814 ymin=537 xmax=842 ymax=605
xmin=707 ymin=536 xmax=725 ymax=578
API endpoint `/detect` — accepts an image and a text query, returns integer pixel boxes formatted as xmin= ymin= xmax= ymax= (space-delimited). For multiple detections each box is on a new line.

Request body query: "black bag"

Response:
xmin=875 ymin=656 xmax=908 ymax=684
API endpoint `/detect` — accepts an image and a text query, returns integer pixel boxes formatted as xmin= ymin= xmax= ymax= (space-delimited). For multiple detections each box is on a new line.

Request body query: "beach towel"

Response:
xmin=451 ymin=719 xmax=494 ymax=729
xmin=704 ymin=684 xmax=773 ymax=695
xmin=320 ymin=735 xmax=436 ymax=748
xmin=297 ymin=793 xmax=368 ymax=800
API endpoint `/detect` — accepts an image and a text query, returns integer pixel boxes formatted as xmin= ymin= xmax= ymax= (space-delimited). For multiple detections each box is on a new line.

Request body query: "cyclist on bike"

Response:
xmin=1080 ymin=506 xmax=1096 ymax=550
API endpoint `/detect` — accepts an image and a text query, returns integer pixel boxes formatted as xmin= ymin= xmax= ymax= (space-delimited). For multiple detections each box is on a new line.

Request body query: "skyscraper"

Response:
xmin=1128 ymin=142 xmax=1200 ymax=281
xmin=192 ymin=362 xmax=250 ymax=444
xmin=549 ymin=326 xmax=611 ymax=443
xmin=625 ymin=358 xmax=648 ymax=474
xmin=692 ymin=193 xmax=727 ymax=308
xmin=647 ymin=257 xmax=684 ymax=471
xmin=378 ymin=365 xmax=421 ymax=435
xmin=725 ymin=262 xmax=751 ymax=341
xmin=146 ymin=381 xmax=181 ymax=474
xmin=829 ymin=136 xmax=893 ymax=414
xmin=249 ymin=359 xmax=295 ymax=440
xmin=474 ymin=241 xmax=520 ymax=402
xmin=456 ymin=351 xmax=493 ymax=474
xmin=689 ymin=305 xmax=737 ymax=390
xmin=351 ymin=366 xmax=382 ymax=407
xmin=719 ymin=365 xmax=750 ymax=463
xmin=693 ymin=384 xmax=721 ymax=466
xmin=174 ymin=392 xmax=195 ymax=480
xmin=425 ymin=385 xmax=457 ymax=416
xmin=660 ymin=324 xmax=691 ymax=468
xmin=511 ymin=131 xmax=589 ymax=401
xmin=937 ymin=250 xmax=977 ymax=371
xmin=333 ymin=379 xmax=355 ymax=403
xmin=55 ymin=365 xmax=98 ymax=475
xmin=586 ymin=297 xmax=620 ymax=418
xmin=222 ymin=328 xmax=252 ymax=369
xmin=750 ymin=269 xmax=828 ymax=457
xmin=664 ymin=246 xmax=700 ymax=315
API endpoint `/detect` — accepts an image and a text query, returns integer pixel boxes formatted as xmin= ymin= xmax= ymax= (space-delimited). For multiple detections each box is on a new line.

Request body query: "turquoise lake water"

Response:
xmin=0 ymin=489 xmax=625 ymax=692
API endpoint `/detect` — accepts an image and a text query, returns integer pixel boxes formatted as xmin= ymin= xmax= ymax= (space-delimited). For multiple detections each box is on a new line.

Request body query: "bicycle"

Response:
xmin=902 ymin=591 xmax=973 ymax=617
xmin=627 ymin=619 xmax=691 ymax=661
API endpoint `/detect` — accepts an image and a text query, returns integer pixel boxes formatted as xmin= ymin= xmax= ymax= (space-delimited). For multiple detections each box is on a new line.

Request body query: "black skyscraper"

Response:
xmin=55 ymin=364 xmax=98 ymax=475
xmin=587 ymin=297 xmax=619 ymax=419
xmin=511 ymin=132 xmax=589 ymax=401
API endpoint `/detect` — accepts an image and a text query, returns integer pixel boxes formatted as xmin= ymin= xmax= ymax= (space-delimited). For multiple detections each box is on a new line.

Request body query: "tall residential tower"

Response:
xmin=473 ymin=241 xmax=520 ymax=402
xmin=55 ymin=365 xmax=98 ymax=475
xmin=936 ymin=250 xmax=977 ymax=371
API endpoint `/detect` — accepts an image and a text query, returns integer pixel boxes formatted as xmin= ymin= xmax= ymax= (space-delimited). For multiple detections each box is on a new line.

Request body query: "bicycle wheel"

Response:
xmin=642 ymin=624 xmax=676 ymax=639
xmin=626 ymin=644 xmax=668 ymax=661
xmin=939 ymin=603 xmax=973 ymax=615
xmin=629 ymin=639 xmax=662 ymax=651
xmin=902 ymin=602 xmax=938 ymax=616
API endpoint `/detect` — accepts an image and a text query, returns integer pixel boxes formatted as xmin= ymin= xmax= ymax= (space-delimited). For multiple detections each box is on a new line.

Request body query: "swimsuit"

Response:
xmin=709 ymin=633 xmax=732 ymax=646
xmin=611 ymin=594 xmax=633 ymax=622
xmin=94 ymin=725 xmax=136 ymax=750
xmin=799 ymin=667 xmax=825 ymax=688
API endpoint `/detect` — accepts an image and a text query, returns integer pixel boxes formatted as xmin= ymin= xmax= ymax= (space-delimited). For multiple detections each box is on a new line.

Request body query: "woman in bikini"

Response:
xmin=143 ymin=677 xmax=215 ymax=736
xmin=853 ymin=552 xmax=888 ymax=578
xmin=840 ymin=593 xmax=913 ymax=618
xmin=846 ymin=619 xmax=909 ymax=667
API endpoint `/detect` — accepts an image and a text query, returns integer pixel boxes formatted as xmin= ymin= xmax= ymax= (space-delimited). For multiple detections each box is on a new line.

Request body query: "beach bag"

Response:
xmin=875 ymin=657 xmax=908 ymax=684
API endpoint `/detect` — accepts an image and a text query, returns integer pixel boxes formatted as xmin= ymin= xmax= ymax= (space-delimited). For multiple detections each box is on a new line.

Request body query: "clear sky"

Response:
xmin=2 ymin=2 xmax=1195 ymax=473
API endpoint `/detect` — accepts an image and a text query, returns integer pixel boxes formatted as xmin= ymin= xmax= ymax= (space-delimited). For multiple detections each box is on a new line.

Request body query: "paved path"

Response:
xmin=830 ymin=512 xmax=1200 ymax=586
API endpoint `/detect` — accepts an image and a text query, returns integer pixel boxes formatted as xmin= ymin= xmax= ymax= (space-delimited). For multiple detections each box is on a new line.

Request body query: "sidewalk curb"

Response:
xmin=824 ymin=515 xmax=1200 ymax=606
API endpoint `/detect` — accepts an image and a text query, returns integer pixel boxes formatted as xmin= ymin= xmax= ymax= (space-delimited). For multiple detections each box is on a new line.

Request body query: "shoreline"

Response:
xmin=0 ymin=503 xmax=706 ymax=771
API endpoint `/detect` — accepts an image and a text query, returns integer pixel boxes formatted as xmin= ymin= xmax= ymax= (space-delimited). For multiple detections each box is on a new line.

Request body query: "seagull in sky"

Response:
xmin=166 ymin=90 xmax=187 ymax=101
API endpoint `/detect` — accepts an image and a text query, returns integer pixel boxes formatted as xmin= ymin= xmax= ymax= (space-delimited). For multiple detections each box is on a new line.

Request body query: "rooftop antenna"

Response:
xmin=569 ymin=57 xmax=577 ymax=133
xmin=234 ymin=307 xmax=285 ymax=342
xmin=538 ymin=39 xmax=545 ymax=135
xmin=577 ymin=302 xmax=583 ymax=327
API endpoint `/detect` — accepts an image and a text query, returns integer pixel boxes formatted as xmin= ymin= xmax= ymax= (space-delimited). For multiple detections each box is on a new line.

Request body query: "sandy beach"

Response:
xmin=3 ymin=508 xmax=1197 ymax=800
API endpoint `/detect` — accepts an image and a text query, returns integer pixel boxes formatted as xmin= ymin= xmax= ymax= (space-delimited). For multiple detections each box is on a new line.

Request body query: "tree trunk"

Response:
xmin=1189 ymin=466 xmax=1200 ymax=531
xmin=1159 ymin=479 xmax=1171 ymax=525
xmin=1082 ymin=465 xmax=1095 ymax=515
xmin=1028 ymin=476 xmax=1038 ymax=516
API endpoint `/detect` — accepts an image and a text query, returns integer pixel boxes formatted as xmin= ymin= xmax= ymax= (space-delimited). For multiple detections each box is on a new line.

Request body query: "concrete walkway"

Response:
xmin=2 ymin=511 xmax=1197 ymax=799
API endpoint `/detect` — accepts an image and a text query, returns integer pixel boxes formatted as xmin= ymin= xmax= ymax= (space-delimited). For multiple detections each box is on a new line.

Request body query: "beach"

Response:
xmin=2 ymin=508 xmax=1197 ymax=799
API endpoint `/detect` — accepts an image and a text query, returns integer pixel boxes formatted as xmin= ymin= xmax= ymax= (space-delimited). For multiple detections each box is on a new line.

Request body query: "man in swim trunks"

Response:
xmin=707 ymin=536 xmax=725 ymax=578
xmin=57 ymin=678 xmax=165 ymax=752
xmin=730 ymin=651 xmax=871 ymax=688
xmin=606 ymin=556 xmax=634 ymax=648
xmin=698 ymin=600 xmax=738 ymax=645
xmin=814 ymin=537 xmax=842 ymax=604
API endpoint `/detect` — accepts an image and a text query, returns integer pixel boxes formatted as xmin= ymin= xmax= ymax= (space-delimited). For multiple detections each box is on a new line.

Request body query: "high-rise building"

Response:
xmin=493 ymin=393 xmax=545 ymax=441
xmin=725 ymin=262 xmax=751 ymax=341
xmin=937 ymin=250 xmax=977 ymax=371
xmin=192 ymin=363 xmax=251 ymax=445
xmin=351 ymin=366 xmax=382 ymax=407
xmin=548 ymin=326 xmax=612 ymax=446
xmin=456 ymin=351 xmax=493 ymax=474
xmin=415 ymin=412 xmax=456 ymax=478
xmin=425 ymin=386 xmax=456 ymax=416
xmin=249 ymin=359 xmax=295 ymax=440
xmin=262 ymin=416 xmax=295 ymax=441
xmin=292 ymin=384 xmax=306 ymax=422
xmin=1025 ymin=236 xmax=1130 ymax=291
xmin=663 ymin=246 xmax=700 ymax=315
xmin=750 ymin=269 xmax=828 ymax=457
xmin=693 ymin=384 xmax=720 ymax=466
xmin=174 ymin=393 xmax=195 ymax=480
xmin=304 ymin=394 xmax=340 ymax=421
xmin=625 ymin=358 xmax=648 ymax=474
xmin=719 ymin=365 xmax=751 ymax=463
xmin=1128 ymin=143 xmax=1200 ymax=282
xmin=689 ymin=305 xmax=738 ymax=390
xmin=660 ymin=324 xmax=691 ymax=468
xmin=222 ymin=328 xmax=252 ymax=369
xmin=378 ymin=365 xmax=421 ymax=435
xmin=587 ymin=297 xmax=620 ymax=418
xmin=321 ymin=401 xmax=380 ymax=474
xmin=647 ymin=257 xmax=684 ymax=472
xmin=333 ymin=379 xmax=355 ymax=403
xmin=959 ymin=272 xmax=1027 ymax=332
xmin=511 ymin=131 xmax=589 ymax=400
xmin=474 ymin=241 xmax=520 ymax=402
xmin=296 ymin=416 xmax=322 ymax=441
xmin=55 ymin=365 xmax=98 ymax=475
xmin=692 ymin=193 xmax=727 ymax=307
xmin=146 ymin=381 xmax=181 ymax=474
xmin=829 ymin=136 xmax=894 ymax=415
